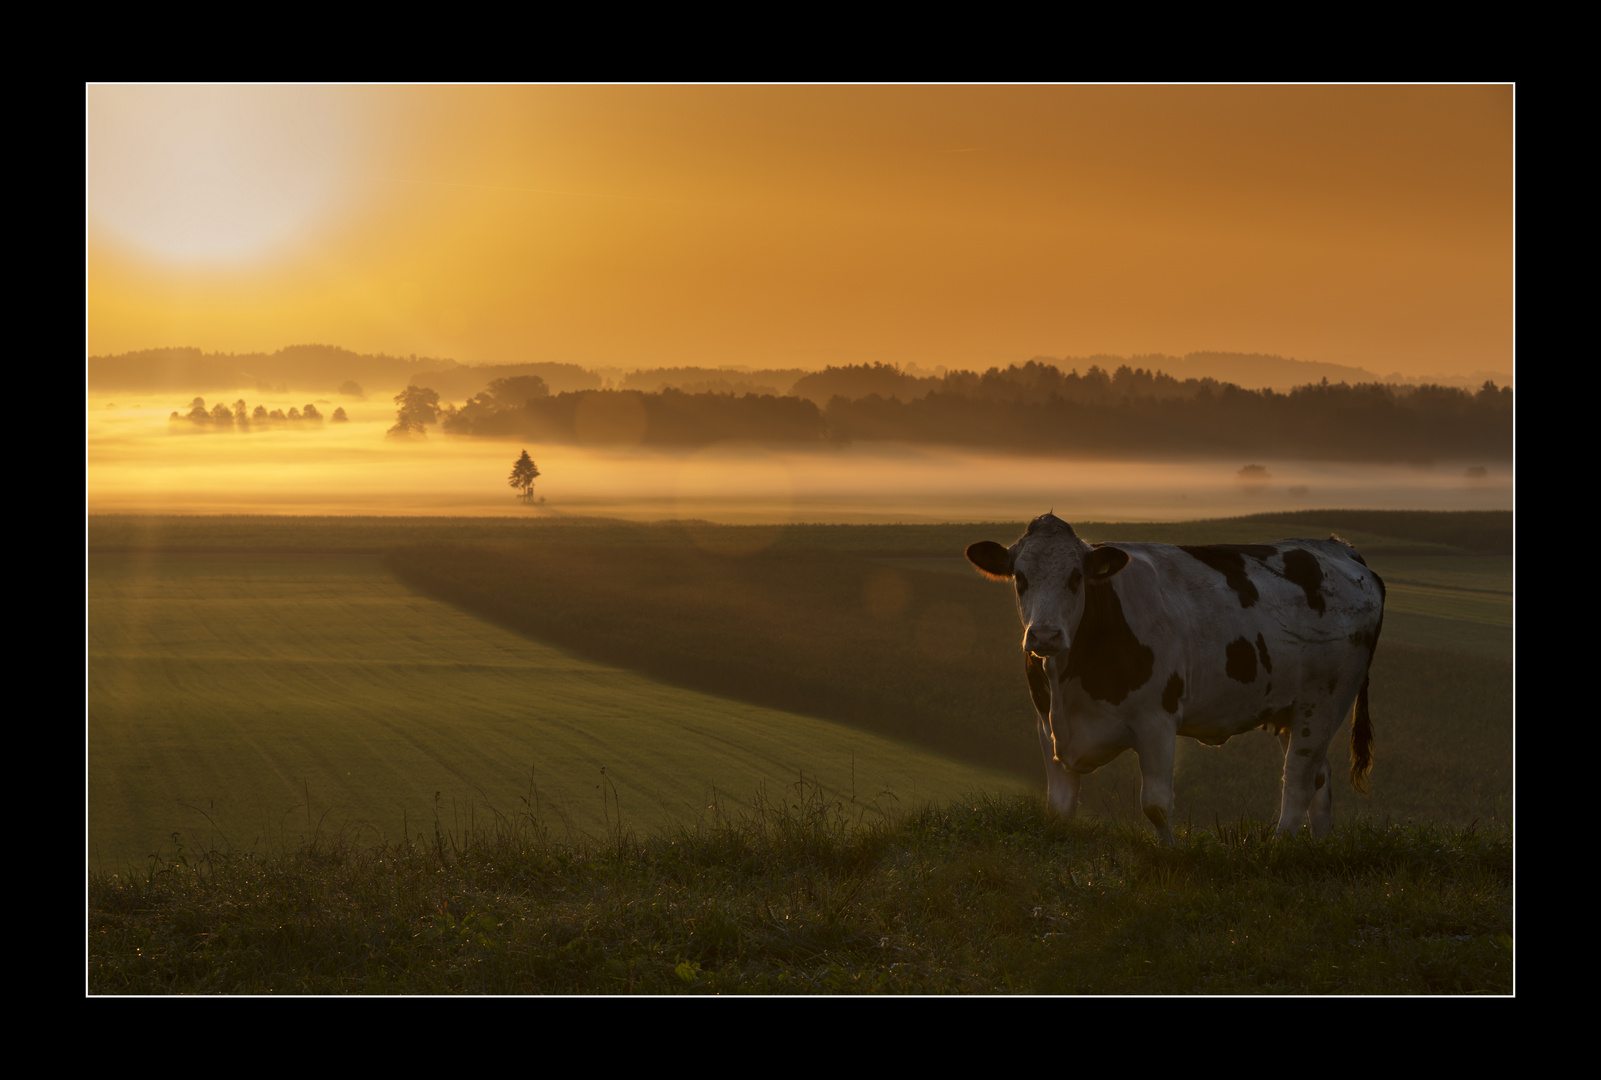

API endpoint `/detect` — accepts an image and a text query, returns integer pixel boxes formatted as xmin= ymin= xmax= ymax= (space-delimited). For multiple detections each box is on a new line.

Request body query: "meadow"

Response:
xmin=89 ymin=789 xmax=1511 ymax=994
xmin=86 ymin=510 xmax=1511 ymax=993
xmin=87 ymin=548 xmax=1020 ymax=874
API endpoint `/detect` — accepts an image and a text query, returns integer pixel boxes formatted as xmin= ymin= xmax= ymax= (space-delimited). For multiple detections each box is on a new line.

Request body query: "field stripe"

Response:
xmin=88 ymin=553 xmax=1021 ymax=870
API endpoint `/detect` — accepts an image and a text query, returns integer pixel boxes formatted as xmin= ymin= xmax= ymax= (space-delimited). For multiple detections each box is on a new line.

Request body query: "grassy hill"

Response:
xmin=88 ymin=551 xmax=1019 ymax=873
xmin=88 ymin=786 xmax=1511 ymax=994
xmin=86 ymin=511 xmax=1512 ymax=993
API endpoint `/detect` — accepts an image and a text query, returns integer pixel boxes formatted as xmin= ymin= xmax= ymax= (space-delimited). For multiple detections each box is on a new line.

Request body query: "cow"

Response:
xmin=965 ymin=513 xmax=1384 ymax=842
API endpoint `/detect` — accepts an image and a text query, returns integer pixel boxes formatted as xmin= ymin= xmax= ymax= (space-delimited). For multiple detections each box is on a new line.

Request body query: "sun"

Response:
xmin=86 ymin=85 xmax=360 ymax=265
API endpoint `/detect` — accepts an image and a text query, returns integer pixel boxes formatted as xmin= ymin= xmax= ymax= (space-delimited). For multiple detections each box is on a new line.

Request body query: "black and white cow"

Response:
xmin=966 ymin=513 xmax=1384 ymax=841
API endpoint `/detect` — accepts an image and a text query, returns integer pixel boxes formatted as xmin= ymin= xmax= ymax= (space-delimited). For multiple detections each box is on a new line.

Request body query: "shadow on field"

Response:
xmin=386 ymin=520 xmax=1511 ymax=830
xmin=386 ymin=540 xmax=1040 ymax=776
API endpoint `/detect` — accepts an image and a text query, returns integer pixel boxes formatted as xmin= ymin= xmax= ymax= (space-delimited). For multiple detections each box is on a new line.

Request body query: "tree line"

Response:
xmin=394 ymin=362 xmax=1513 ymax=462
xmin=822 ymin=371 xmax=1513 ymax=461
xmin=169 ymin=397 xmax=348 ymax=430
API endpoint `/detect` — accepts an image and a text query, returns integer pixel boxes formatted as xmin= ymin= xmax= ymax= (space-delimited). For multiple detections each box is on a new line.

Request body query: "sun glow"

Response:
xmin=85 ymin=86 xmax=367 ymax=265
xmin=86 ymin=85 xmax=1512 ymax=378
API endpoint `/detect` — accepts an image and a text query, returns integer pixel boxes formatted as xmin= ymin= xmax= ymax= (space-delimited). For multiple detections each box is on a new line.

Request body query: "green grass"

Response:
xmin=86 ymin=509 xmax=1512 ymax=557
xmin=87 ymin=511 xmax=1513 ymax=993
xmin=88 ymin=785 xmax=1512 ymax=994
xmin=88 ymin=551 xmax=1022 ymax=873
xmin=88 ymin=513 xmax=1513 ymax=869
xmin=380 ymin=532 xmax=1511 ymax=831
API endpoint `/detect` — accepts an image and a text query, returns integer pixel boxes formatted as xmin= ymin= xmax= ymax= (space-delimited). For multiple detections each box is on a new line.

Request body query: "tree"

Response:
xmin=388 ymin=386 xmax=441 ymax=438
xmin=486 ymin=375 xmax=549 ymax=407
xmin=509 ymin=450 xmax=541 ymax=499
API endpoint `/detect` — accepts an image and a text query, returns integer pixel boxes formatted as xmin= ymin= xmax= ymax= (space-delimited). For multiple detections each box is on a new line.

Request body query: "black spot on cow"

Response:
xmin=1281 ymin=549 xmax=1326 ymax=614
xmin=1024 ymin=651 xmax=1052 ymax=715
xmin=1301 ymin=727 xmax=1311 ymax=738
xmin=1255 ymin=705 xmax=1294 ymax=735
xmin=1061 ymin=571 xmax=1153 ymax=704
xmin=1180 ymin=545 xmax=1273 ymax=608
xmin=1255 ymin=633 xmax=1273 ymax=674
xmin=1066 ymin=568 xmax=1082 ymax=594
xmin=1015 ymin=570 xmax=1030 ymax=597
xmin=1296 ymin=747 xmax=1314 ymax=757
xmin=1162 ymin=673 xmax=1184 ymax=714
xmin=1315 ymin=773 xmax=1326 ymax=790
xmin=1225 ymin=637 xmax=1257 ymax=683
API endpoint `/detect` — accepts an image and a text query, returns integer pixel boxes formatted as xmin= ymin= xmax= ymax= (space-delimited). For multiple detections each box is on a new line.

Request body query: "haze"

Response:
xmin=88 ymin=398 xmax=1511 ymax=522
xmin=86 ymin=85 xmax=1513 ymax=381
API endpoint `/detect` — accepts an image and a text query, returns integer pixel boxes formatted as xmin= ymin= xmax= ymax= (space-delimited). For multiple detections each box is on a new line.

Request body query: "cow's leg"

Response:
xmin=1030 ymin=653 xmax=1078 ymax=816
xmin=1275 ymin=729 xmax=1321 ymax=837
xmin=1277 ymin=715 xmax=1338 ymax=838
xmin=1133 ymin=733 xmax=1177 ymax=844
xmin=1038 ymin=711 xmax=1080 ymax=815
xmin=1271 ymin=727 xmax=1302 ymax=832
xmin=1308 ymin=748 xmax=1334 ymax=839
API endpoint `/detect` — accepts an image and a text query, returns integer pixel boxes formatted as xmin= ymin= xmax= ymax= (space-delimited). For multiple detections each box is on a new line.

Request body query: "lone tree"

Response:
xmin=388 ymin=386 xmax=441 ymax=438
xmin=509 ymin=450 xmax=541 ymax=500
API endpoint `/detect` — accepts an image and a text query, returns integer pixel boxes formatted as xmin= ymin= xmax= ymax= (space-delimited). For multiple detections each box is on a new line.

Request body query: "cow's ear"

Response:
xmin=1084 ymin=544 xmax=1131 ymax=583
xmin=965 ymin=541 xmax=1013 ymax=580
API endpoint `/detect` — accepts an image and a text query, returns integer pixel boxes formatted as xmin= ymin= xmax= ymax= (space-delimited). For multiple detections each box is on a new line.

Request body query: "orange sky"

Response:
xmin=85 ymin=85 xmax=1513 ymax=378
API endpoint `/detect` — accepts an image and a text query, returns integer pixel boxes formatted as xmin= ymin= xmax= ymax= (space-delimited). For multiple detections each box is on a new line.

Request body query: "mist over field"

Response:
xmin=88 ymin=398 xmax=1511 ymax=523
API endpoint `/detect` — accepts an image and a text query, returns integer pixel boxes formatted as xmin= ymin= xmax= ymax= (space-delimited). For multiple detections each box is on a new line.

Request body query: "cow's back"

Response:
xmin=1101 ymin=537 xmax=1383 ymax=744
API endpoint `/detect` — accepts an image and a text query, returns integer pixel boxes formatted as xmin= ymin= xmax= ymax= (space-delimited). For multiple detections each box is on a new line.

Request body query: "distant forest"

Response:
xmin=89 ymin=344 xmax=449 ymax=395
xmin=90 ymin=344 xmax=1512 ymax=461
xmin=427 ymin=361 xmax=1512 ymax=462
xmin=88 ymin=344 xmax=1513 ymax=399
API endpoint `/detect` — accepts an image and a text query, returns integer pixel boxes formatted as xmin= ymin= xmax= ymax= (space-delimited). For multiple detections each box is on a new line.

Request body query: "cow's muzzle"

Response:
xmin=1025 ymin=624 xmax=1066 ymax=657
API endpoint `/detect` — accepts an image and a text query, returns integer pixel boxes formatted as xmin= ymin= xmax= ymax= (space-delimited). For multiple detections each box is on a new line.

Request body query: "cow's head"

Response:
xmin=965 ymin=512 xmax=1132 ymax=658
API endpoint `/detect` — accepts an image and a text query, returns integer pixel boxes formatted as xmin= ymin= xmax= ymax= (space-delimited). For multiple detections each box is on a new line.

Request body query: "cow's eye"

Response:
xmin=1015 ymin=571 xmax=1030 ymax=596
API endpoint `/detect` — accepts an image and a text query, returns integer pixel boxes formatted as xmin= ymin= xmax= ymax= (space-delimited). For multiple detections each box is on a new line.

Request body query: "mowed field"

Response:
xmin=87 ymin=550 xmax=1023 ymax=871
xmin=87 ymin=511 xmax=1511 ymax=872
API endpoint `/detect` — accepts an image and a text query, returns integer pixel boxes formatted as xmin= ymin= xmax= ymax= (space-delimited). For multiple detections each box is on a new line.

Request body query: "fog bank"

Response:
xmin=88 ymin=400 xmax=1512 ymax=523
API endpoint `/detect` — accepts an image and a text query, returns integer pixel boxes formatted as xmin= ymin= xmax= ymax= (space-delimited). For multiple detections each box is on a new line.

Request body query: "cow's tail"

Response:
xmin=1350 ymin=674 xmax=1374 ymax=794
xmin=1350 ymin=572 xmax=1384 ymax=794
